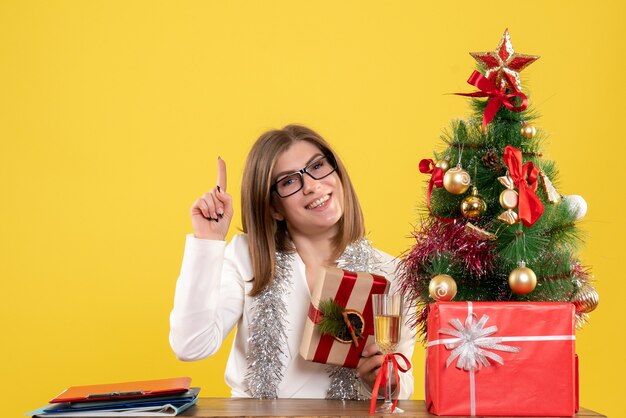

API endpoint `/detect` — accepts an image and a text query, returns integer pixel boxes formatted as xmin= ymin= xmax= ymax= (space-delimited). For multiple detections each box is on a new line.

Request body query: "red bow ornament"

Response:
xmin=419 ymin=159 xmax=458 ymax=224
xmin=456 ymin=71 xmax=528 ymax=131
xmin=419 ymin=159 xmax=444 ymax=188
xmin=499 ymin=145 xmax=544 ymax=227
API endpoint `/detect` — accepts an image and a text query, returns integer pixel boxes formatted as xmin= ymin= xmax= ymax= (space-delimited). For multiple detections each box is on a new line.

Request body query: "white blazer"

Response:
xmin=169 ymin=234 xmax=415 ymax=398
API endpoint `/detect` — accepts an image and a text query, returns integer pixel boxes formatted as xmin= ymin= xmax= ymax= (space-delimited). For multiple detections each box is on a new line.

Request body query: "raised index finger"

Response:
xmin=216 ymin=156 xmax=227 ymax=192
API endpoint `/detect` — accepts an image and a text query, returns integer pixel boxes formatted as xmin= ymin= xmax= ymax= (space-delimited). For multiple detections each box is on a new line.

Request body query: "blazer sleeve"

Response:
xmin=169 ymin=234 xmax=249 ymax=361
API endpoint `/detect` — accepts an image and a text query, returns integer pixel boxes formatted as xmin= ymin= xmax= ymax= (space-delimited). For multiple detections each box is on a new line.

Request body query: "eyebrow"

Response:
xmin=273 ymin=153 xmax=325 ymax=180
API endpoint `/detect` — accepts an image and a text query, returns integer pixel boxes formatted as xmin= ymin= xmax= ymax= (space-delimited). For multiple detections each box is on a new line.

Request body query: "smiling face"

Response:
xmin=270 ymin=140 xmax=345 ymax=239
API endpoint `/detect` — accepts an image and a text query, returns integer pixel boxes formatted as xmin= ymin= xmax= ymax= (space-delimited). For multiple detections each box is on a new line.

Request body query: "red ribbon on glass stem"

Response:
xmin=369 ymin=352 xmax=411 ymax=414
xmin=419 ymin=159 xmax=456 ymax=224
xmin=456 ymin=70 xmax=528 ymax=131
xmin=503 ymin=145 xmax=544 ymax=227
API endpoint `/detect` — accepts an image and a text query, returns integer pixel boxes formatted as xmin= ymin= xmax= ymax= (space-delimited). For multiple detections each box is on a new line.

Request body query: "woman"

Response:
xmin=169 ymin=125 xmax=414 ymax=399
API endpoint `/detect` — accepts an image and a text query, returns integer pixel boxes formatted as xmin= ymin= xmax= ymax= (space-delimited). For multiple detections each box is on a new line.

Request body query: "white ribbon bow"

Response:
xmin=439 ymin=313 xmax=521 ymax=371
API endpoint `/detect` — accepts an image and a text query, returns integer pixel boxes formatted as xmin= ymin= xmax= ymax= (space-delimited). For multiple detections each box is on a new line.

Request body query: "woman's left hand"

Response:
xmin=357 ymin=343 xmax=395 ymax=391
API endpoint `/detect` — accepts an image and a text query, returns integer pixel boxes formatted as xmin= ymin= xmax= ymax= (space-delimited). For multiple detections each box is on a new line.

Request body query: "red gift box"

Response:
xmin=426 ymin=302 xmax=578 ymax=417
xmin=299 ymin=267 xmax=389 ymax=368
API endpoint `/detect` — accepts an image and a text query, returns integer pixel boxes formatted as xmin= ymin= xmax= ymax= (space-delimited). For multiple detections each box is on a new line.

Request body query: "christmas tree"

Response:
xmin=398 ymin=29 xmax=598 ymax=340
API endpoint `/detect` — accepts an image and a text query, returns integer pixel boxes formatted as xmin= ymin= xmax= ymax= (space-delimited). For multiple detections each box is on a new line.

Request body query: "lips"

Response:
xmin=305 ymin=194 xmax=331 ymax=210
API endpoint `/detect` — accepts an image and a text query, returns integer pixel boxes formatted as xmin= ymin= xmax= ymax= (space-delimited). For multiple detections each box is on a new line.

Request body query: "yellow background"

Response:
xmin=1 ymin=1 xmax=623 ymax=417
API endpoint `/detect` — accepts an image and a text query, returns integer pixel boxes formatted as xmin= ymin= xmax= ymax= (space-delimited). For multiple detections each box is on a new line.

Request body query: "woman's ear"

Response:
xmin=270 ymin=201 xmax=285 ymax=221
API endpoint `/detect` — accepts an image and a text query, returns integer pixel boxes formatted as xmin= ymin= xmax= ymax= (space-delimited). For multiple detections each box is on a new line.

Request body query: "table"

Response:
xmin=180 ymin=398 xmax=606 ymax=418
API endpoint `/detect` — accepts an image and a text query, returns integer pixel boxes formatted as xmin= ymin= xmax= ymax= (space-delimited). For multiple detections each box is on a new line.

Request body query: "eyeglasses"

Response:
xmin=272 ymin=155 xmax=338 ymax=198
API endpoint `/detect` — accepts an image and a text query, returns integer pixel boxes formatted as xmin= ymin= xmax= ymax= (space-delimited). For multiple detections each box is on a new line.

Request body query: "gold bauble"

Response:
xmin=520 ymin=123 xmax=537 ymax=139
xmin=508 ymin=264 xmax=537 ymax=294
xmin=499 ymin=189 xmax=519 ymax=209
xmin=572 ymin=284 xmax=599 ymax=314
xmin=461 ymin=187 xmax=487 ymax=219
xmin=443 ymin=166 xmax=471 ymax=195
xmin=435 ymin=159 xmax=451 ymax=172
xmin=429 ymin=274 xmax=457 ymax=301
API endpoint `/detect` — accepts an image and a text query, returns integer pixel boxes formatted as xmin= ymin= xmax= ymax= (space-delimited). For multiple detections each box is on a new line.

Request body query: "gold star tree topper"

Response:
xmin=470 ymin=29 xmax=539 ymax=92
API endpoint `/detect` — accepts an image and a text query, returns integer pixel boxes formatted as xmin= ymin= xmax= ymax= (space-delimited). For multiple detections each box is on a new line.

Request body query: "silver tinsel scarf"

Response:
xmin=245 ymin=251 xmax=294 ymax=398
xmin=245 ymin=238 xmax=381 ymax=400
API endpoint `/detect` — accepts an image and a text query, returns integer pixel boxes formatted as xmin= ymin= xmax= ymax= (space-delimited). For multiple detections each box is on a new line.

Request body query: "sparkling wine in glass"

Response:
xmin=372 ymin=293 xmax=404 ymax=414
xmin=374 ymin=313 xmax=401 ymax=353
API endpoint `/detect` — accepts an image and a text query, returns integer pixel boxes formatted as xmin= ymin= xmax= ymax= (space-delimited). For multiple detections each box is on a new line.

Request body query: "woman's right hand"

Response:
xmin=190 ymin=157 xmax=234 ymax=240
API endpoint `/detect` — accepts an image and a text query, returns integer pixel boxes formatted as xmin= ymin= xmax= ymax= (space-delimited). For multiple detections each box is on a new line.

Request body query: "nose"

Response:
xmin=301 ymin=173 xmax=320 ymax=194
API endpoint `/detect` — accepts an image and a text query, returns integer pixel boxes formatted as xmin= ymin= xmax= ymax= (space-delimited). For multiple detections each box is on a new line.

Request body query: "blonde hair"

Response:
xmin=241 ymin=125 xmax=365 ymax=296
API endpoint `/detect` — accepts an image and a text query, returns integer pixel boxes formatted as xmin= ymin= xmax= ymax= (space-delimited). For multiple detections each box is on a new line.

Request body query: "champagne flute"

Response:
xmin=372 ymin=293 xmax=404 ymax=414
